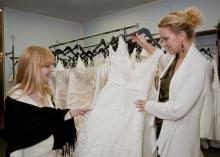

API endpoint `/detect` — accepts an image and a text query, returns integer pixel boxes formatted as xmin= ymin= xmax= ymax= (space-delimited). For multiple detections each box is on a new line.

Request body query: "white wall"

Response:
xmin=84 ymin=0 xmax=220 ymax=37
xmin=3 ymin=7 xmax=83 ymax=92
xmin=2 ymin=0 xmax=220 ymax=92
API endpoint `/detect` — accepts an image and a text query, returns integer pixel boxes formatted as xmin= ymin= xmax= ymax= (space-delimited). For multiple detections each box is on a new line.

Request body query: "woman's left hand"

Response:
xmin=135 ymin=100 xmax=146 ymax=112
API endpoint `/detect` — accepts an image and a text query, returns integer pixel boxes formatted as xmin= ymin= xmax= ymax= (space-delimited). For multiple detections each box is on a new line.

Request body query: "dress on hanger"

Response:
xmin=67 ymin=57 xmax=95 ymax=130
xmin=53 ymin=60 xmax=69 ymax=109
xmin=49 ymin=60 xmax=64 ymax=97
xmin=92 ymin=45 xmax=115 ymax=106
xmin=74 ymin=37 xmax=161 ymax=157
xmin=212 ymin=52 xmax=220 ymax=141
xmin=200 ymin=60 xmax=215 ymax=140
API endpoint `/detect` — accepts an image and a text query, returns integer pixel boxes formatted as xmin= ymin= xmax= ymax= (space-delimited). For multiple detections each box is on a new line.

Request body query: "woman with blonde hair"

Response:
xmin=132 ymin=7 xmax=212 ymax=157
xmin=4 ymin=46 xmax=91 ymax=157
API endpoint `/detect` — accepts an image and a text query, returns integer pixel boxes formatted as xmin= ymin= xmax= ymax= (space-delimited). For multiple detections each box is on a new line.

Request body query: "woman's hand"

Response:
xmin=131 ymin=33 xmax=156 ymax=54
xmin=135 ymin=99 xmax=146 ymax=112
xmin=131 ymin=33 xmax=147 ymax=47
xmin=69 ymin=107 xmax=92 ymax=117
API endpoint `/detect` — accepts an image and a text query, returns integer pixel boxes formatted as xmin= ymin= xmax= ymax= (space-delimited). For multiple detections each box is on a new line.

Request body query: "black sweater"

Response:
xmin=4 ymin=97 xmax=77 ymax=156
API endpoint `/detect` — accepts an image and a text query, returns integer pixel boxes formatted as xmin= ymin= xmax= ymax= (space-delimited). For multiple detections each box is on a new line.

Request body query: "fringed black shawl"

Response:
xmin=4 ymin=96 xmax=77 ymax=156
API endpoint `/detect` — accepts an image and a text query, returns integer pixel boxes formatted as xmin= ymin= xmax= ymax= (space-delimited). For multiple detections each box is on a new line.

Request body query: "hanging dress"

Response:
xmin=53 ymin=61 xmax=69 ymax=109
xmin=200 ymin=61 xmax=215 ymax=140
xmin=212 ymin=52 xmax=220 ymax=142
xmin=74 ymin=37 xmax=161 ymax=157
xmin=49 ymin=60 xmax=64 ymax=97
xmin=92 ymin=45 xmax=115 ymax=106
xmin=67 ymin=57 xmax=95 ymax=130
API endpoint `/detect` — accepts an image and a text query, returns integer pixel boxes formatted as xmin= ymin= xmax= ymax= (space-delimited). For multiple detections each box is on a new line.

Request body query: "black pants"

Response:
xmin=156 ymin=118 xmax=162 ymax=157
xmin=155 ymin=117 xmax=162 ymax=139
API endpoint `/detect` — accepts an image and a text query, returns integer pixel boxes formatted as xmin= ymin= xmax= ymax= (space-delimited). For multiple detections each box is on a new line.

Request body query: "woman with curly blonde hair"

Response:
xmin=132 ymin=7 xmax=212 ymax=157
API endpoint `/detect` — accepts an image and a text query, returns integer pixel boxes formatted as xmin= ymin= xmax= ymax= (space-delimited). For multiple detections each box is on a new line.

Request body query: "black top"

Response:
xmin=4 ymin=97 xmax=77 ymax=156
xmin=159 ymin=56 xmax=178 ymax=102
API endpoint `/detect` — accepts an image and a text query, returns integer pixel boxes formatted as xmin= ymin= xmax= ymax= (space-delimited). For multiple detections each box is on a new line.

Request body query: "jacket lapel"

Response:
xmin=160 ymin=55 xmax=176 ymax=79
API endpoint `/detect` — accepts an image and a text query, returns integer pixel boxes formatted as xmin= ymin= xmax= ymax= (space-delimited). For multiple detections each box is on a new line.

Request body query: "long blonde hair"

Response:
xmin=158 ymin=6 xmax=203 ymax=40
xmin=8 ymin=46 xmax=55 ymax=97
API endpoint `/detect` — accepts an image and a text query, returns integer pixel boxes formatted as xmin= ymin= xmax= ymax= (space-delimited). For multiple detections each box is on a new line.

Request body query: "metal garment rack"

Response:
xmin=49 ymin=24 xmax=139 ymax=49
xmin=5 ymin=35 xmax=19 ymax=80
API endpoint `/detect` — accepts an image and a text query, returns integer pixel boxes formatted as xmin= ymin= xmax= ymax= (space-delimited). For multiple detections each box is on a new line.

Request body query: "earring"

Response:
xmin=181 ymin=43 xmax=186 ymax=56
xmin=181 ymin=43 xmax=184 ymax=51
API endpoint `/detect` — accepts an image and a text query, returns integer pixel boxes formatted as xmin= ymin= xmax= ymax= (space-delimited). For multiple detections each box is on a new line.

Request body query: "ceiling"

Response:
xmin=0 ymin=0 xmax=157 ymax=23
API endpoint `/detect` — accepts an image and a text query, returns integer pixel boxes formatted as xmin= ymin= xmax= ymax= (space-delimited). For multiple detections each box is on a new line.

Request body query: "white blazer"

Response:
xmin=145 ymin=43 xmax=211 ymax=157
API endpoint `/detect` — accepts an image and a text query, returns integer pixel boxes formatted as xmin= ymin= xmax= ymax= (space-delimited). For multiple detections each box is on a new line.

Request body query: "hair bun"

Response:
xmin=184 ymin=6 xmax=203 ymax=29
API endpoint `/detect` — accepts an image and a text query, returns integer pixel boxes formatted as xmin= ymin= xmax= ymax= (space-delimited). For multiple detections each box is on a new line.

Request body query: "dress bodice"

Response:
xmin=67 ymin=56 xmax=95 ymax=109
xmin=108 ymin=37 xmax=160 ymax=92
xmin=73 ymin=57 xmax=94 ymax=84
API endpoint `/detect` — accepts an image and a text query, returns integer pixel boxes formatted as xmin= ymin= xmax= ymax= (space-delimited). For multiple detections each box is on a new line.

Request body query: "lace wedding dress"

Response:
xmin=67 ymin=57 xmax=95 ymax=130
xmin=74 ymin=37 xmax=161 ymax=157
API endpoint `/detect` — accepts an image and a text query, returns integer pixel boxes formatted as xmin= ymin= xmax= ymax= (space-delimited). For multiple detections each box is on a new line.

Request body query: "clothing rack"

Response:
xmin=5 ymin=35 xmax=19 ymax=80
xmin=196 ymin=43 xmax=217 ymax=47
xmin=83 ymin=28 xmax=161 ymax=50
xmin=49 ymin=24 xmax=139 ymax=49
xmin=83 ymin=43 xmax=103 ymax=49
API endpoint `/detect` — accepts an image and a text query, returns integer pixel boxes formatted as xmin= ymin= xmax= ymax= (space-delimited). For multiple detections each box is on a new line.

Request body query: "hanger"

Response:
xmin=93 ymin=38 xmax=107 ymax=53
xmin=199 ymin=47 xmax=213 ymax=59
xmin=63 ymin=46 xmax=79 ymax=62
xmin=55 ymin=48 xmax=66 ymax=57
xmin=56 ymin=57 xmax=68 ymax=67
xmin=97 ymin=47 xmax=109 ymax=58
xmin=103 ymin=36 xmax=120 ymax=52
xmin=93 ymin=45 xmax=110 ymax=58
xmin=85 ymin=49 xmax=94 ymax=66
xmin=109 ymin=36 xmax=119 ymax=51
xmin=126 ymin=39 xmax=137 ymax=55
xmin=124 ymin=28 xmax=162 ymax=49
xmin=92 ymin=38 xmax=109 ymax=58
xmin=110 ymin=36 xmax=116 ymax=42
xmin=78 ymin=44 xmax=85 ymax=54
xmin=73 ymin=44 xmax=89 ymax=66
xmin=72 ymin=44 xmax=79 ymax=51
xmin=63 ymin=46 xmax=72 ymax=53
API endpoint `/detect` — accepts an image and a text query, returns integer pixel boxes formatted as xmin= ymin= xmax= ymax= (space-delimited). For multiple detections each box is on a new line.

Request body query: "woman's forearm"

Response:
xmin=131 ymin=33 xmax=157 ymax=55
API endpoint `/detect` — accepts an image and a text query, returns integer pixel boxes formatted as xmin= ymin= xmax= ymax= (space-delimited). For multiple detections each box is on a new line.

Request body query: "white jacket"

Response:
xmin=145 ymin=43 xmax=211 ymax=157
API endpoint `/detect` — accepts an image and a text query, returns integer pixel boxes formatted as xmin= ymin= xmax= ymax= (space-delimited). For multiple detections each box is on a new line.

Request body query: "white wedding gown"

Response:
xmin=74 ymin=37 xmax=161 ymax=157
xmin=67 ymin=57 xmax=95 ymax=130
